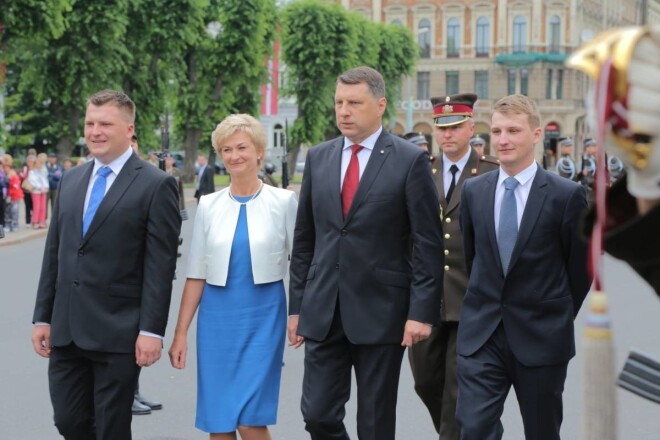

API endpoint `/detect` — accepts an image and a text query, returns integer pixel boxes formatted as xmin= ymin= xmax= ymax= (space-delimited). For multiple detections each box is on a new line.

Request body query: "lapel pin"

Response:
xmin=380 ymin=150 xmax=384 ymax=154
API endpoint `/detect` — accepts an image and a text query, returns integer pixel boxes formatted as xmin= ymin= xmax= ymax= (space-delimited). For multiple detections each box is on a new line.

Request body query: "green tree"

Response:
xmin=174 ymin=0 xmax=277 ymax=181
xmin=280 ymin=1 xmax=418 ymax=174
xmin=121 ymin=0 xmax=208 ymax=155
xmin=4 ymin=1 xmax=131 ymax=158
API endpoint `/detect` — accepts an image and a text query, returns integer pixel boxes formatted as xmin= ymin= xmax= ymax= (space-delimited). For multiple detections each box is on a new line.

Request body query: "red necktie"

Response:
xmin=341 ymin=145 xmax=364 ymax=218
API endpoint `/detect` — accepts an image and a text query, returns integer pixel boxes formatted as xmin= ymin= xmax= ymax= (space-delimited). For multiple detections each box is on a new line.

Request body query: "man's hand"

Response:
xmin=135 ymin=335 xmax=162 ymax=367
xmin=287 ymin=316 xmax=305 ymax=348
xmin=401 ymin=319 xmax=432 ymax=347
xmin=32 ymin=325 xmax=51 ymax=358
xmin=168 ymin=334 xmax=188 ymax=369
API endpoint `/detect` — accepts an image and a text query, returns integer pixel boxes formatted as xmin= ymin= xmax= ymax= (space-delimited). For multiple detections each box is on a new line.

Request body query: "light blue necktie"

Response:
xmin=498 ymin=177 xmax=519 ymax=274
xmin=83 ymin=166 xmax=112 ymax=236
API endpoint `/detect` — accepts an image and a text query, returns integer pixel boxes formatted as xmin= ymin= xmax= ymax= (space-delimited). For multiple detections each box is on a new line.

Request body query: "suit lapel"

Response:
xmin=482 ymin=171 xmax=502 ymax=273
xmin=83 ymin=154 xmax=142 ymax=242
xmin=327 ymin=138 xmax=344 ymax=225
xmin=344 ymin=132 xmax=392 ymax=224
xmin=73 ymin=162 xmax=95 ymax=237
xmin=508 ymin=164 xmax=548 ymax=271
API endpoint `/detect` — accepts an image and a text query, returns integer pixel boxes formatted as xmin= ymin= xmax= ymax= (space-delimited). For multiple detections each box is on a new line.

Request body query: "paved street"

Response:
xmin=1 ymin=201 xmax=659 ymax=439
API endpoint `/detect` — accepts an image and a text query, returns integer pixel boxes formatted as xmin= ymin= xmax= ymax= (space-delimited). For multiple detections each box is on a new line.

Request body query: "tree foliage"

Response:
xmin=174 ymin=0 xmax=277 ymax=180
xmin=280 ymin=0 xmax=418 ymax=154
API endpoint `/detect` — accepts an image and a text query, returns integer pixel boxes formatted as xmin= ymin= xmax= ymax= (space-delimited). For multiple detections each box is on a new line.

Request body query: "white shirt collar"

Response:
xmin=498 ymin=161 xmax=538 ymax=188
xmin=442 ymin=148 xmax=472 ymax=174
xmin=92 ymin=146 xmax=133 ymax=177
xmin=342 ymin=126 xmax=383 ymax=152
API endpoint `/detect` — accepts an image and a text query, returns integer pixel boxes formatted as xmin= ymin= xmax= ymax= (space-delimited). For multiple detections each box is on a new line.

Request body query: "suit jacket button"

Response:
xmin=335 ymin=263 xmax=340 ymax=270
xmin=73 ymin=280 xmax=80 ymax=286
xmin=444 ymin=233 xmax=450 ymax=239
xmin=340 ymin=229 xmax=347 ymax=236
xmin=78 ymin=250 xmax=84 ymax=257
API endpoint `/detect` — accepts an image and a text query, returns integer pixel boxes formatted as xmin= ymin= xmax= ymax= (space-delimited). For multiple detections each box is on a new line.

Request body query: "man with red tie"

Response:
xmin=288 ymin=66 xmax=444 ymax=440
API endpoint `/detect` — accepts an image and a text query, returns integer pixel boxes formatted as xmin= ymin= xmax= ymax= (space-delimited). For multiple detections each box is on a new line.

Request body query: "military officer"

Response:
xmin=403 ymin=131 xmax=434 ymax=163
xmin=408 ymin=93 xmax=499 ymax=440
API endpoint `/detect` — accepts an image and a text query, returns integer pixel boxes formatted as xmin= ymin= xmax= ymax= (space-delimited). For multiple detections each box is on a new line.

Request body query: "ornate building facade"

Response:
xmin=338 ymin=0 xmax=660 ymax=159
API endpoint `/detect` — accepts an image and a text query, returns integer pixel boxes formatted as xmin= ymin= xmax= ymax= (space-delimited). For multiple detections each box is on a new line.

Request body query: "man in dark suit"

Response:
xmin=456 ymin=94 xmax=591 ymax=440
xmin=408 ymin=93 xmax=499 ymax=440
xmin=288 ymin=66 xmax=444 ymax=440
xmin=31 ymin=89 xmax=181 ymax=439
xmin=194 ymin=154 xmax=215 ymax=203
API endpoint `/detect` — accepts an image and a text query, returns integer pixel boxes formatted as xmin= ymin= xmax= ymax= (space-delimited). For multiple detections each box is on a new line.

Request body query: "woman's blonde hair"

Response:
xmin=211 ymin=114 xmax=267 ymax=163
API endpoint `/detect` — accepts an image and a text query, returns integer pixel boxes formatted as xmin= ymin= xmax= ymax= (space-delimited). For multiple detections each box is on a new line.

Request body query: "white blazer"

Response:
xmin=187 ymin=184 xmax=298 ymax=286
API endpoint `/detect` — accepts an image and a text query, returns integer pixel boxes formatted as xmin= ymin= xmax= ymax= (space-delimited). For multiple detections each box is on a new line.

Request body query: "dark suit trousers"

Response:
xmin=49 ymin=343 xmax=139 ymax=440
xmin=456 ymin=324 xmax=568 ymax=440
xmin=302 ymin=310 xmax=405 ymax=440
xmin=408 ymin=321 xmax=459 ymax=439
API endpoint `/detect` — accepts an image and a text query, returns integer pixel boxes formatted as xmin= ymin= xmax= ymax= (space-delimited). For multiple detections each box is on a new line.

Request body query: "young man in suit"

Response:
xmin=194 ymin=154 xmax=215 ymax=203
xmin=31 ymin=90 xmax=181 ymax=439
xmin=288 ymin=66 xmax=444 ymax=440
xmin=408 ymin=93 xmax=499 ymax=440
xmin=456 ymin=94 xmax=591 ymax=440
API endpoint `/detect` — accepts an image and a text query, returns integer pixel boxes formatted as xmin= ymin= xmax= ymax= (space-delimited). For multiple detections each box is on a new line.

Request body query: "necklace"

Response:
xmin=228 ymin=181 xmax=264 ymax=205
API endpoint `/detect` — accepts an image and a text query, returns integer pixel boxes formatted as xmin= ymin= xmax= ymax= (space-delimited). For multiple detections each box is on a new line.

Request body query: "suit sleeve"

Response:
xmin=33 ymin=178 xmax=63 ymax=323
xmin=289 ymin=154 xmax=315 ymax=315
xmin=406 ymin=151 xmax=445 ymax=325
xmin=139 ymin=175 xmax=182 ymax=336
xmin=561 ymin=184 xmax=591 ymax=315
xmin=460 ymin=180 xmax=476 ymax=277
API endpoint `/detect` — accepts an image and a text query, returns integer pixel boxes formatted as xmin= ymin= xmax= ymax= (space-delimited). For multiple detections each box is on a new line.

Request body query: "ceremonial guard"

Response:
xmin=469 ymin=135 xmax=486 ymax=156
xmin=556 ymin=137 xmax=578 ymax=181
xmin=408 ymin=93 xmax=498 ymax=439
xmin=403 ymin=132 xmax=434 ymax=162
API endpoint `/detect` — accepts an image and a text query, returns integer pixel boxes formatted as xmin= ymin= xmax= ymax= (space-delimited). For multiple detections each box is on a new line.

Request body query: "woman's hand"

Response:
xmin=168 ymin=334 xmax=188 ymax=369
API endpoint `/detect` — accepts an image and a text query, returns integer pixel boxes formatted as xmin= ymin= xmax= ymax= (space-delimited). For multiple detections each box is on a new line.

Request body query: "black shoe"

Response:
xmin=135 ymin=393 xmax=163 ymax=410
xmin=132 ymin=398 xmax=151 ymax=415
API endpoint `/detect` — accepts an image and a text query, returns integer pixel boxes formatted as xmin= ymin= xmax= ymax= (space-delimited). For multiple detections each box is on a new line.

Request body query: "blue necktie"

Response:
xmin=498 ymin=177 xmax=519 ymax=274
xmin=83 ymin=166 xmax=112 ymax=236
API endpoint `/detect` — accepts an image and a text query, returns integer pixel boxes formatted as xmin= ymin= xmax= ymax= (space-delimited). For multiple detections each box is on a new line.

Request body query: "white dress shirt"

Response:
xmin=83 ymin=146 xmax=133 ymax=217
xmin=340 ymin=126 xmax=383 ymax=188
xmin=442 ymin=148 xmax=472 ymax=198
xmin=494 ymin=161 xmax=538 ymax=240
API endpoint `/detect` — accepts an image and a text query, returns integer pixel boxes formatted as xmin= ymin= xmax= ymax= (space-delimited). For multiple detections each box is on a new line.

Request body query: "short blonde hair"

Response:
xmin=493 ymin=94 xmax=541 ymax=129
xmin=211 ymin=114 xmax=267 ymax=162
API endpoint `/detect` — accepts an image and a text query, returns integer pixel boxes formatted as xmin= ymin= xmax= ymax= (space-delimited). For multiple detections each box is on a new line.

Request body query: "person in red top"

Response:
xmin=3 ymin=154 xmax=24 ymax=232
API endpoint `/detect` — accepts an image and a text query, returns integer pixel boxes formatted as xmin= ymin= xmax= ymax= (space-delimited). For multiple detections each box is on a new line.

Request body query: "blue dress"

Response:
xmin=195 ymin=195 xmax=286 ymax=433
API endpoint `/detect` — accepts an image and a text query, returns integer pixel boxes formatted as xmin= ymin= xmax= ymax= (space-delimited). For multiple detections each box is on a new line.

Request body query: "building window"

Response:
xmin=513 ymin=15 xmax=527 ymax=53
xmin=417 ymin=71 xmax=430 ymax=100
xmin=273 ymin=124 xmax=284 ymax=149
xmin=446 ymin=71 xmax=459 ymax=95
xmin=475 ymin=71 xmax=489 ymax=99
xmin=418 ymin=19 xmax=431 ymax=59
xmin=546 ymin=69 xmax=553 ymax=99
xmin=520 ymin=69 xmax=529 ymax=96
xmin=549 ymin=15 xmax=560 ymax=53
xmin=556 ymin=69 xmax=564 ymax=99
xmin=508 ymin=69 xmax=516 ymax=95
xmin=447 ymin=18 xmax=460 ymax=58
xmin=391 ymin=19 xmax=403 ymax=26
xmin=476 ymin=17 xmax=490 ymax=57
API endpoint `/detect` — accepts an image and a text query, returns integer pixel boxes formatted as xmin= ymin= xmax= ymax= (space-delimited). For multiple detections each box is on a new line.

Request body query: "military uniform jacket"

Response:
xmin=434 ymin=149 xmax=499 ymax=322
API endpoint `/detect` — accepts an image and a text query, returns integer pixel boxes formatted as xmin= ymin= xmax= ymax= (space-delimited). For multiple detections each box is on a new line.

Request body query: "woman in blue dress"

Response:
xmin=169 ymin=114 xmax=298 ymax=440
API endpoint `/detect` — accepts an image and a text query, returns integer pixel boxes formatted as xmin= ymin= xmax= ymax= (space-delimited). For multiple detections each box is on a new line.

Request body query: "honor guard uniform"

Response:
xmin=403 ymin=132 xmax=434 ymax=164
xmin=557 ymin=137 xmax=578 ymax=181
xmin=469 ymin=135 xmax=486 ymax=156
xmin=407 ymin=92 xmax=499 ymax=439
